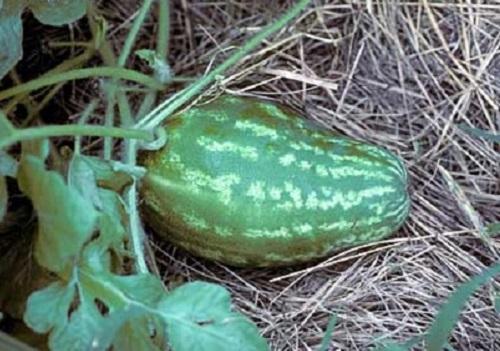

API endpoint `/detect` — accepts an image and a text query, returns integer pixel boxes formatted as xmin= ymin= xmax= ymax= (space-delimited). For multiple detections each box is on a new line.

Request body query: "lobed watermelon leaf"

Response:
xmin=158 ymin=281 xmax=269 ymax=351
xmin=17 ymin=153 xmax=98 ymax=273
xmin=19 ymin=152 xmax=269 ymax=350
xmin=24 ymin=281 xmax=77 ymax=335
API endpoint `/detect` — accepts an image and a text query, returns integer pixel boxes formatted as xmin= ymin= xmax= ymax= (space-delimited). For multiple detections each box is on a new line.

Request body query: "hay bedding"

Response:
xmin=104 ymin=1 xmax=498 ymax=349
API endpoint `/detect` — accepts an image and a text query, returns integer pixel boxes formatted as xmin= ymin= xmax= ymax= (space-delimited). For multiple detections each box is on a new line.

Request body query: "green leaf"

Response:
xmin=68 ymin=154 xmax=102 ymax=211
xmin=78 ymin=271 xmax=167 ymax=350
xmin=80 ymin=239 xmax=113 ymax=273
xmin=136 ymin=49 xmax=172 ymax=84
xmin=70 ymin=155 xmax=134 ymax=194
xmin=107 ymin=273 xmax=166 ymax=306
xmin=17 ymin=155 xmax=98 ymax=273
xmin=95 ymin=190 xmax=127 ymax=252
xmin=28 ymin=0 xmax=87 ymax=27
xmin=458 ymin=123 xmax=500 ymax=144
xmin=112 ymin=318 xmax=162 ymax=351
xmin=48 ymin=290 xmax=105 ymax=351
xmin=317 ymin=314 xmax=337 ymax=351
xmin=0 ymin=2 xmax=23 ymax=80
xmin=486 ymin=222 xmax=500 ymax=237
xmin=0 ymin=150 xmax=18 ymax=176
xmin=68 ymin=155 xmax=128 ymax=264
xmin=158 ymin=281 xmax=269 ymax=351
xmin=425 ymin=263 xmax=500 ymax=351
xmin=0 ymin=175 xmax=6 ymax=221
xmin=26 ymin=277 xmax=107 ymax=351
xmin=92 ymin=305 xmax=160 ymax=351
xmin=24 ymin=281 xmax=76 ymax=334
xmin=0 ymin=110 xmax=16 ymax=140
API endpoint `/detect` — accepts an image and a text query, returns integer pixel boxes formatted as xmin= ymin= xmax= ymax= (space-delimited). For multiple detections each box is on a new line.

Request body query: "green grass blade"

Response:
xmin=317 ymin=314 xmax=337 ymax=351
xmin=377 ymin=343 xmax=409 ymax=351
xmin=425 ymin=263 xmax=500 ymax=351
xmin=457 ymin=123 xmax=500 ymax=143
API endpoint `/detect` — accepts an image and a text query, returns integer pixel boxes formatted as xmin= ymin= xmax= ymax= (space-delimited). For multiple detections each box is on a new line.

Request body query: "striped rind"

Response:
xmin=139 ymin=95 xmax=410 ymax=267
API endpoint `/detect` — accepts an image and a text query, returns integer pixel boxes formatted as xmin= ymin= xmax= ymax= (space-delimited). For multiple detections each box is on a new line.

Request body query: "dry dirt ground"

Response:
xmin=30 ymin=1 xmax=500 ymax=350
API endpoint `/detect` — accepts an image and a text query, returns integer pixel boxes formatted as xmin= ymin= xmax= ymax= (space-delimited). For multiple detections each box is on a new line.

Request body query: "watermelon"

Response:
xmin=139 ymin=95 xmax=410 ymax=267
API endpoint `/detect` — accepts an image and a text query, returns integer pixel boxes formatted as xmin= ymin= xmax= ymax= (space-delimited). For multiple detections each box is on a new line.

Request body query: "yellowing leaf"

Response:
xmin=17 ymin=155 xmax=98 ymax=273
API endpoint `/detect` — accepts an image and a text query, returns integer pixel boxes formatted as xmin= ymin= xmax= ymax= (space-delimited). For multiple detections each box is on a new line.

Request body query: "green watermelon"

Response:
xmin=139 ymin=95 xmax=410 ymax=267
